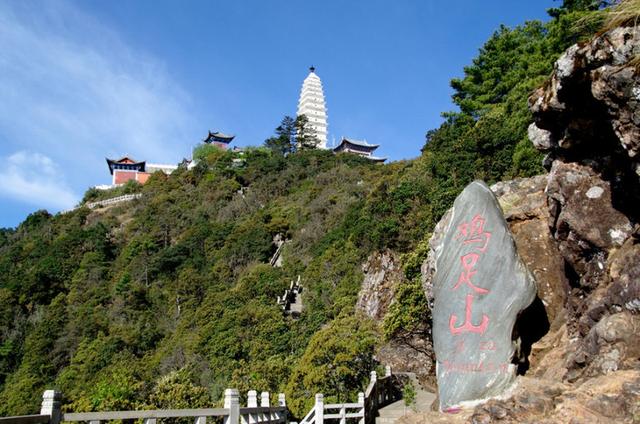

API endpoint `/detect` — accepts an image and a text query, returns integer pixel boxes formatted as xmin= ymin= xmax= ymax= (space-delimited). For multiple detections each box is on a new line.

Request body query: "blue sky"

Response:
xmin=0 ymin=0 xmax=558 ymax=228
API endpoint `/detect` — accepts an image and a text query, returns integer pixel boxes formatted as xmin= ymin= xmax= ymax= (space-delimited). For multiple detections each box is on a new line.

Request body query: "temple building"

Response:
xmin=105 ymin=156 xmax=177 ymax=186
xmin=203 ymin=131 xmax=235 ymax=149
xmin=297 ymin=66 xmax=328 ymax=149
xmin=333 ymin=137 xmax=387 ymax=162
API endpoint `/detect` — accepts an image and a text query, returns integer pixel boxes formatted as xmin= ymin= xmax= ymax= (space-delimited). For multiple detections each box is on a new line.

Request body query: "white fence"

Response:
xmin=299 ymin=367 xmax=400 ymax=424
xmin=60 ymin=193 xmax=142 ymax=215
xmin=1 ymin=389 xmax=286 ymax=424
xmin=1 ymin=368 xmax=401 ymax=424
xmin=299 ymin=394 xmax=364 ymax=424
xmin=84 ymin=193 xmax=142 ymax=209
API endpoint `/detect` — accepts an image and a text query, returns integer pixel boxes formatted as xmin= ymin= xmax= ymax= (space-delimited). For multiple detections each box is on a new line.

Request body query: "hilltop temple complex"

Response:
xmin=103 ymin=129 xmax=235 ymax=188
xmin=103 ymin=66 xmax=388 ymax=191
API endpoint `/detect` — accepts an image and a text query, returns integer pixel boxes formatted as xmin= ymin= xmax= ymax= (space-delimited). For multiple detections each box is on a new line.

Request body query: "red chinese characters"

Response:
xmin=449 ymin=214 xmax=492 ymax=336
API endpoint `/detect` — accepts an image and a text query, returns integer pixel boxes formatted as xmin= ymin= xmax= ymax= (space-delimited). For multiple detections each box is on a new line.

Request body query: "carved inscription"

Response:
xmin=449 ymin=214 xmax=492 ymax=336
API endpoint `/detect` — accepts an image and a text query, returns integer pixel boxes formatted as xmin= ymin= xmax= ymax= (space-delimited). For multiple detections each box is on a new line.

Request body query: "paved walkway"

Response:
xmin=376 ymin=374 xmax=436 ymax=424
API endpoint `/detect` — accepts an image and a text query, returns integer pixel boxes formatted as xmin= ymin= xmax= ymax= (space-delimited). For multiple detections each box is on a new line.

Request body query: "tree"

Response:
xmin=548 ymin=0 xmax=612 ymax=18
xmin=264 ymin=116 xmax=296 ymax=156
xmin=295 ymin=115 xmax=320 ymax=150
xmin=285 ymin=314 xmax=377 ymax=418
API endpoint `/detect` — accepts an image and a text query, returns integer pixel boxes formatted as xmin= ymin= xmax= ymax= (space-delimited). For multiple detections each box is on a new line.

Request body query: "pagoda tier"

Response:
xmin=297 ymin=67 xmax=328 ymax=149
xmin=203 ymin=131 xmax=235 ymax=147
xmin=333 ymin=137 xmax=386 ymax=162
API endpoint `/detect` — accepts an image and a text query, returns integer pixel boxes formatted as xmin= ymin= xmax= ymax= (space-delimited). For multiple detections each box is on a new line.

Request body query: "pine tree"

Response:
xmin=264 ymin=116 xmax=296 ymax=155
xmin=295 ymin=115 xmax=320 ymax=150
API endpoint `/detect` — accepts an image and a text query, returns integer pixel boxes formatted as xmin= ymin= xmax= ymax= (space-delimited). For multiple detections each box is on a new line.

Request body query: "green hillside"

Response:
xmin=0 ymin=1 xmax=602 ymax=417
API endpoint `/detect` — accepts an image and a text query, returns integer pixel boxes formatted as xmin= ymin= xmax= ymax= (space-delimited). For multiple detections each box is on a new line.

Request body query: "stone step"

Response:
xmin=379 ymin=409 xmax=407 ymax=418
xmin=376 ymin=417 xmax=406 ymax=424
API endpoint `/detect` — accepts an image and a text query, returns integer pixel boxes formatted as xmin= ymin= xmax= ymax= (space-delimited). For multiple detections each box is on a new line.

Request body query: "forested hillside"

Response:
xmin=0 ymin=1 xmax=605 ymax=417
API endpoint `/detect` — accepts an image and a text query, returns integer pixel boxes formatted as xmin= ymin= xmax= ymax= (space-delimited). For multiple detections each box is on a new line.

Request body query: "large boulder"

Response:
xmin=491 ymin=175 xmax=568 ymax=326
xmin=527 ymin=24 xmax=640 ymax=385
xmin=430 ymin=181 xmax=537 ymax=411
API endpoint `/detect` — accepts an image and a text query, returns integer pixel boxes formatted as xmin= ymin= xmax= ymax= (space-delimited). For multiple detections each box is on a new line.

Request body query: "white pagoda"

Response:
xmin=297 ymin=66 xmax=328 ymax=149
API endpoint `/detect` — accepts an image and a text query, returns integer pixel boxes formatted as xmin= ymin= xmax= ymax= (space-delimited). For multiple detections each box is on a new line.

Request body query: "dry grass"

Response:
xmin=603 ymin=0 xmax=640 ymax=68
xmin=602 ymin=0 xmax=640 ymax=31
xmin=573 ymin=0 xmax=640 ymax=68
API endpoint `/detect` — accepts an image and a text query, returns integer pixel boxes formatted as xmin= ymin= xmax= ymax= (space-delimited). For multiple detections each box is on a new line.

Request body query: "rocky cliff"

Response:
xmin=404 ymin=23 xmax=640 ymax=423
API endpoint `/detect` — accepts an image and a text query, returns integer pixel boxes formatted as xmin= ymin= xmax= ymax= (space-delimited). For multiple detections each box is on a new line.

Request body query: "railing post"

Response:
xmin=224 ymin=388 xmax=240 ymax=424
xmin=339 ymin=406 xmax=346 ymax=424
xmin=247 ymin=390 xmax=258 ymax=424
xmin=40 ymin=390 xmax=62 ymax=424
xmin=369 ymin=370 xmax=378 ymax=423
xmin=278 ymin=393 xmax=286 ymax=423
xmin=195 ymin=417 xmax=207 ymax=424
xmin=260 ymin=391 xmax=270 ymax=423
xmin=314 ymin=394 xmax=324 ymax=424
xmin=358 ymin=392 xmax=365 ymax=424
xmin=385 ymin=366 xmax=391 ymax=377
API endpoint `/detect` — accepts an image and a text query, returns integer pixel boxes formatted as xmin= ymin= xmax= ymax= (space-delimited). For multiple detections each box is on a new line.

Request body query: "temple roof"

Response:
xmin=203 ymin=131 xmax=235 ymax=143
xmin=333 ymin=137 xmax=380 ymax=152
xmin=114 ymin=156 xmax=138 ymax=164
xmin=106 ymin=157 xmax=146 ymax=175
xmin=343 ymin=137 xmax=379 ymax=148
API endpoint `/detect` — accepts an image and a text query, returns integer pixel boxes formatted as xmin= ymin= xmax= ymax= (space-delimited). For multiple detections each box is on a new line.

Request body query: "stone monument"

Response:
xmin=431 ymin=180 xmax=537 ymax=411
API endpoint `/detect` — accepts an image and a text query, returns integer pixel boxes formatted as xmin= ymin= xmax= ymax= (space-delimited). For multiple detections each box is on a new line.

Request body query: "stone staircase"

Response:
xmin=375 ymin=374 xmax=436 ymax=424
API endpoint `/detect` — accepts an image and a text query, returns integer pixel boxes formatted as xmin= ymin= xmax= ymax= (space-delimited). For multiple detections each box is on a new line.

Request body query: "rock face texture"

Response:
xmin=358 ymin=250 xmax=434 ymax=378
xmin=528 ymin=25 xmax=640 ymax=391
xmin=357 ymin=250 xmax=404 ymax=320
xmin=431 ymin=181 xmax=537 ymax=410
xmin=491 ymin=176 xmax=568 ymax=326
xmin=529 ymin=26 xmax=640 ymax=177
xmin=408 ymin=25 xmax=639 ymax=423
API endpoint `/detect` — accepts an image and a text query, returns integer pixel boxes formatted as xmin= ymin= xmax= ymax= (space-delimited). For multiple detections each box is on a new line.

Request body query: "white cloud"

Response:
xmin=0 ymin=1 xmax=197 ymax=203
xmin=0 ymin=151 xmax=78 ymax=210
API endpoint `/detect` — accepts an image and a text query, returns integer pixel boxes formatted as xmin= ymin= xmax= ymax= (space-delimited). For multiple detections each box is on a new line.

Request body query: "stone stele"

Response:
xmin=431 ymin=180 xmax=537 ymax=411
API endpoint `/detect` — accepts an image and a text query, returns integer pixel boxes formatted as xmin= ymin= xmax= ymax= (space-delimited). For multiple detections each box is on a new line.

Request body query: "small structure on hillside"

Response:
xmin=333 ymin=137 xmax=386 ymax=162
xmin=105 ymin=156 xmax=177 ymax=186
xmin=203 ymin=131 xmax=235 ymax=149
xmin=277 ymin=276 xmax=303 ymax=317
